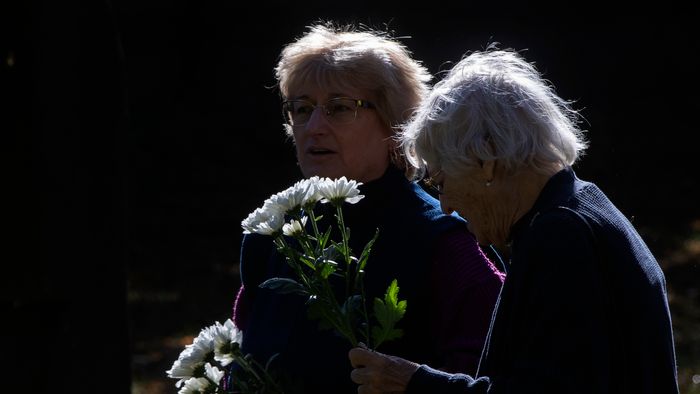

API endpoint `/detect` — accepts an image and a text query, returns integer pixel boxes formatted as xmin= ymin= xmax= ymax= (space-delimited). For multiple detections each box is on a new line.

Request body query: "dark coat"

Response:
xmin=408 ymin=167 xmax=680 ymax=394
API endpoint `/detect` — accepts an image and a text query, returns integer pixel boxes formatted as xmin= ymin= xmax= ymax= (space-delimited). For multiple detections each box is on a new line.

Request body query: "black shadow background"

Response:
xmin=5 ymin=1 xmax=699 ymax=393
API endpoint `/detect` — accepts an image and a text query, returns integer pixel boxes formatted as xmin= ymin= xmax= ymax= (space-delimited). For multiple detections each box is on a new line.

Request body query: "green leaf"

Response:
xmin=320 ymin=245 xmax=342 ymax=263
xmin=259 ymin=278 xmax=308 ymax=296
xmin=276 ymin=244 xmax=298 ymax=260
xmin=358 ymin=228 xmax=380 ymax=273
xmin=371 ymin=279 xmax=407 ymax=349
xmin=297 ymin=254 xmax=316 ymax=270
xmin=319 ymin=225 xmax=333 ymax=249
xmin=341 ymin=294 xmax=363 ymax=315
xmin=317 ymin=261 xmax=337 ymax=279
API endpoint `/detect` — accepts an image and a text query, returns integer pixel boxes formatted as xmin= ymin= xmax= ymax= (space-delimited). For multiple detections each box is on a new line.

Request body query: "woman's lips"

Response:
xmin=307 ymin=146 xmax=336 ymax=155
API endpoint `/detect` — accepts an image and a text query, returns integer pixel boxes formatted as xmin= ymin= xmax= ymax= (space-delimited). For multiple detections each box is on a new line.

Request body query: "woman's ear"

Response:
xmin=480 ymin=159 xmax=496 ymax=183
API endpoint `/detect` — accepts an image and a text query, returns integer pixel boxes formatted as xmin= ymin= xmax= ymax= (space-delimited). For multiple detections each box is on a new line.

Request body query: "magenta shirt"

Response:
xmin=428 ymin=227 xmax=505 ymax=374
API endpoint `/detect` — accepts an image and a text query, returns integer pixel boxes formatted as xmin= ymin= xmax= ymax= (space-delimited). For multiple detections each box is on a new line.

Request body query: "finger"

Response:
xmin=357 ymin=384 xmax=376 ymax=394
xmin=350 ymin=367 xmax=368 ymax=384
xmin=348 ymin=347 xmax=375 ymax=368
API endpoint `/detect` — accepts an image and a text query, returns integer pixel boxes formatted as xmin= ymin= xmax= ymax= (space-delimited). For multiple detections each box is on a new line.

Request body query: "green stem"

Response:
xmin=335 ymin=205 xmax=352 ymax=297
xmin=358 ymin=274 xmax=372 ymax=349
xmin=293 ymin=213 xmax=315 ymax=258
xmin=308 ymin=209 xmax=321 ymax=241
xmin=234 ymin=351 xmax=284 ymax=394
xmin=275 ymin=237 xmax=313 ymax=289
xmin=335 ymin=205 xmax=350 ymax=263
xmin=233 ymin=351 xmax=263 ymax=384
xmin=319 ymin=278 xmax=358 ymax=346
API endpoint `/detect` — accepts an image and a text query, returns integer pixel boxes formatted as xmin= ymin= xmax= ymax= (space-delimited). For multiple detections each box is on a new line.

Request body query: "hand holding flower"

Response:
xmin=348 ymin=344 xmax=420 ymax=394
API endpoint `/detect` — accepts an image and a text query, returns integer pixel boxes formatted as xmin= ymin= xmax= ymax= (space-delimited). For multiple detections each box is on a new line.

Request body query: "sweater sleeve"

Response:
xmin=232 ymin=233 xmax=267 ymax=330
xmin=429 ymin=227 xmax=505 ymax=375
xmin=407 ymin=364 xmax=490 ymax=393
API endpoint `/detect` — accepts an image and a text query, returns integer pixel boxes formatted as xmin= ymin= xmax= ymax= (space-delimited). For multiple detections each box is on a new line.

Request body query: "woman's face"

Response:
xmin=289 ymin=85 xmax=392 ymax=183
xmin=432 ymin=168 xmax=503 ymax=247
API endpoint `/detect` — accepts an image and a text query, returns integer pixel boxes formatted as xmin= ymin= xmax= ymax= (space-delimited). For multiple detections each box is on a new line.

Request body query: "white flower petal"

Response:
xmin=268 ymin=178 xmax=316 ymax=214
xmin=301 ymin=176 xmax=323 ymax=207
xmin=204 ymin=362 xmax=225 ymax=385
xmin=282 ymin=216 xmax=308 ymax=237
xmin=224 ymin=319 xmax=243 ymax=343
xmin=318 ymin=176 xmax=364 ymax=205
xmin=166 ymin=339 xmax=211 ymax=379
xmin=241 ymin=193 xmax=287 ymax=235
xmin=208 ymin=319 xmax=244 ymax=367
xmin=241 ymin=204 xmax=285 ymax=236
xmin=178 ymin=377 xmax=211 ymax=394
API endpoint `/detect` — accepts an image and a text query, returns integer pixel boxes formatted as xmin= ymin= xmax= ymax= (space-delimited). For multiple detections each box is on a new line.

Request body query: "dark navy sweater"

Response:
xmin=407 ymin=167 xmax=679 ymax=394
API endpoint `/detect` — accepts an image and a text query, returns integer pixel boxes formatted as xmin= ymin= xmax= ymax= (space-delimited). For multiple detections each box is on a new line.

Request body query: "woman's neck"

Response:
xmin=502 ymin=163 xmax=564 ymax=240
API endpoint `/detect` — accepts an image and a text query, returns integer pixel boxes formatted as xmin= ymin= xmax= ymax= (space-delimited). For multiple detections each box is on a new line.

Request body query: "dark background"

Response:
xmin=5 ymin=1 xmax=699 ymax=393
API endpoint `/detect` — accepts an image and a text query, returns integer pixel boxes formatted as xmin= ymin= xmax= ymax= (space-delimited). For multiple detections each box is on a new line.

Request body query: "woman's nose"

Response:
xmin=304 ymin=106 xmax=331 ymax=132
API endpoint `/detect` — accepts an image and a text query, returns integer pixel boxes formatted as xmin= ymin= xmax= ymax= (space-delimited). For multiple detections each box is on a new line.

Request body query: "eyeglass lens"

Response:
xmin=284 ymin=98 xmax=361 ymax=126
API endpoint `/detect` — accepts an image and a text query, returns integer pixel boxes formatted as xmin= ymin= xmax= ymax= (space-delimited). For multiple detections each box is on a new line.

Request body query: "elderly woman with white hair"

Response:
xmin=348 ymin=48 xmax=680 ymax=393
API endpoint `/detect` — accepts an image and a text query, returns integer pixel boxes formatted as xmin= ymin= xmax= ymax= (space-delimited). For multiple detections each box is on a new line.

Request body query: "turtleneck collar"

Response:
xmin=357 ymin=165 xmax=406 ymax=196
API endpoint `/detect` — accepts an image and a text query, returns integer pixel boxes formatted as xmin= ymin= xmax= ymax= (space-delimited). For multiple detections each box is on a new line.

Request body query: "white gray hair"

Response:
xmin=400 ymin=48 xmax=588 ymax=179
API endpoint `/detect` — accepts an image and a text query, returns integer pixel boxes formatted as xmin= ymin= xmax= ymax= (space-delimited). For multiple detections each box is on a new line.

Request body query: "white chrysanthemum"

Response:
xmin=318 ymin=177 xmax=364 ymax=205
xmin=193 ymin=324 xmax=217 ymax=351
xmin=254 ymin=213 xmax=284 ymax=236
xmin=269 ymin=180 xmax=313 ymax=214
xmin=167 ymin=338 xmax=212 ymax=387
xmin=221 ymin=318 xmax=243 ymax=343
xmin=282 ymin=216 xmax=308 ymax=237
xmin=210 ymin=319 xmax=244 ymax=367
xmin=241 ymin=206 xmax=269 ymax=234
xmin=301 ymin=176 xmax=323 ymax=207
xmin=178 ymin=376 xmax=211 ymax=394
xmin=204 ymin=362 xmax=225 ymax=385
xmin=241 ymin=200 xmax=285 ymax=236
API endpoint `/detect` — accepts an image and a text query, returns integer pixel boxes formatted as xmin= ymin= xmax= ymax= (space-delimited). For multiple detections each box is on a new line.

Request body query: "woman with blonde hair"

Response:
xmin=232 ymin=24 xmax=504 ymax=393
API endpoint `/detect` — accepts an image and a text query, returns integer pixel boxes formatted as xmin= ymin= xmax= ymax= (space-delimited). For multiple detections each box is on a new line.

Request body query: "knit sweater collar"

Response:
xmin=509 ymin=166 xmax=578 ymax=244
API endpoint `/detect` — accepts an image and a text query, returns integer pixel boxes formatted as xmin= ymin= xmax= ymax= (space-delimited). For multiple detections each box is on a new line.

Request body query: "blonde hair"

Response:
xmin=275 ymin=22 xmax=432 ymax=178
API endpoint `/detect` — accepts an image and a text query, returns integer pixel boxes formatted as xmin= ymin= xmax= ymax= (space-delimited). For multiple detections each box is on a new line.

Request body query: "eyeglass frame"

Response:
xmin=281 ymin=97 xmax=375 ymax=127
xmin=423 ymin=169 xmax=444 ymax=195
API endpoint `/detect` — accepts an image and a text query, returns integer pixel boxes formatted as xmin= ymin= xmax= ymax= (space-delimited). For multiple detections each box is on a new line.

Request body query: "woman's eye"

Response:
xmin=295 ymin=104 xmax=313 ymax=114
xmin=328 ymin=103 xmax=352 ymax=114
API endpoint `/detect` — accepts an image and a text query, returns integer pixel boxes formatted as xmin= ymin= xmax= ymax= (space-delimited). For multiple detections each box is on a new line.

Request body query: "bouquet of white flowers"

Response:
xmin=167 ymin=176 xmax=406 ymax=393
xmin=241 ymin=176 xmax=406 ymax=349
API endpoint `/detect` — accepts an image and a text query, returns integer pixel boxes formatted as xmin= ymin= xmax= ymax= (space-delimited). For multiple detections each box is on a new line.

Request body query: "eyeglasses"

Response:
xmin=282 ymin=97 xmax=375 ymax=126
